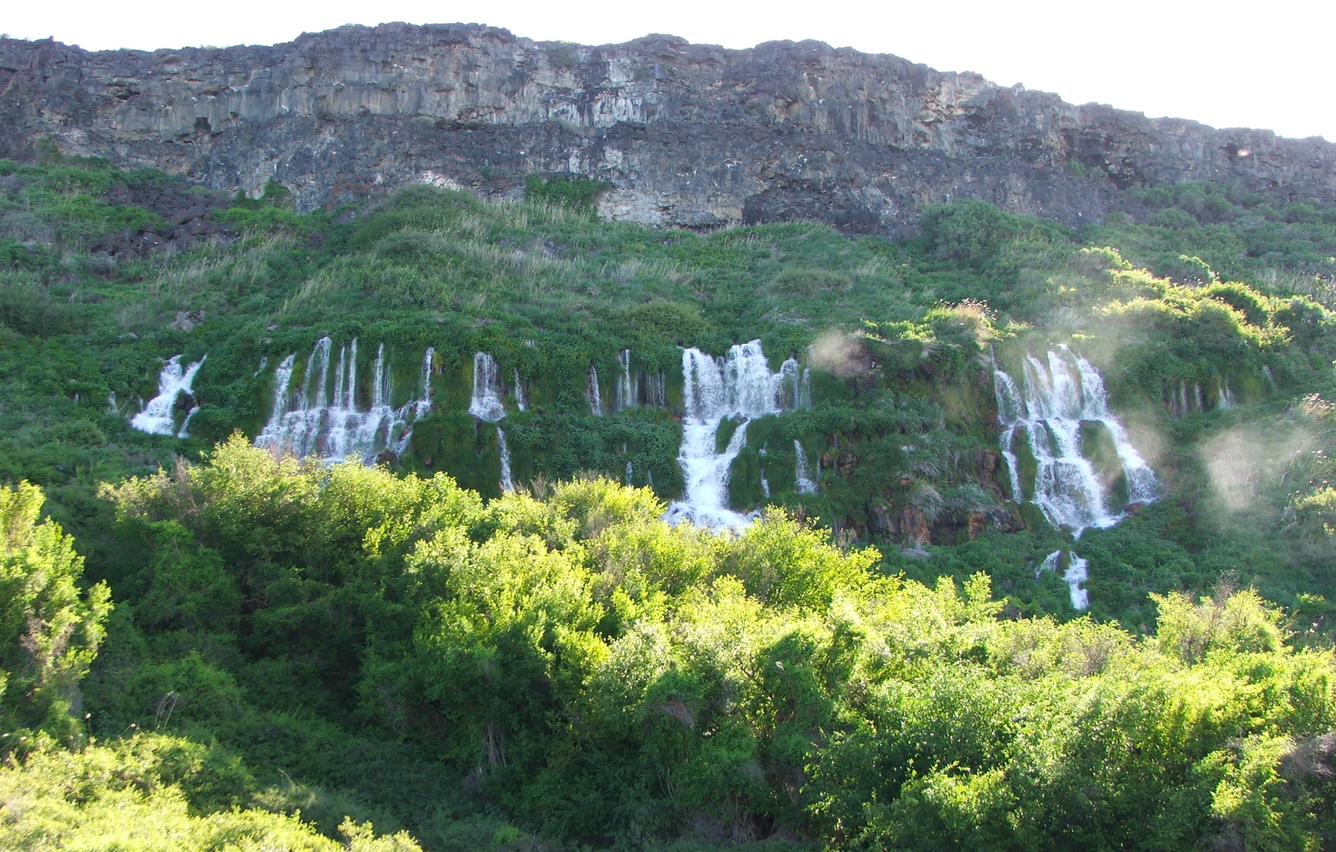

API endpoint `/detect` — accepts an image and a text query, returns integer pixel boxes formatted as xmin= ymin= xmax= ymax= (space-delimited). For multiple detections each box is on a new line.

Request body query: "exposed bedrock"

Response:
xmin=3 ymin=23 xmax=1332 ymax=233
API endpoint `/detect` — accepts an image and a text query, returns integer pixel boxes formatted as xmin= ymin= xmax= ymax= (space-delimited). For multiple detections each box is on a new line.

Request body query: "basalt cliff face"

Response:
xmin=2 ymin=22 xmax=1333 ymax=233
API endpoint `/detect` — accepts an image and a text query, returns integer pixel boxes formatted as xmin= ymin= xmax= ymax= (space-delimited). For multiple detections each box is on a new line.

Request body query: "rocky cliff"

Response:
xmin=3 ymin=22 xmax=1334 ymax=233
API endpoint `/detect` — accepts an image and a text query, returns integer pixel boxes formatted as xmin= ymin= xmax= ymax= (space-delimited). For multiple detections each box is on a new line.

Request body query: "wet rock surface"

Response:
xmin=2 ymin=24 xmax=1333 ymax=234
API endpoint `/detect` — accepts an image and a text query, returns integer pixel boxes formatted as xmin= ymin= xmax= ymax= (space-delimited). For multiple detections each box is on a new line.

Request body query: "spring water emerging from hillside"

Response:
xmin=1038 ymin=550 xmax=1090 ymax=611
xmin=664 ymin=340 xmax=807 ymax=531
xmin=131 ymin=354 xmax=207 ymax=437
xmin=468 ymin=352 xmax=515 ymax=492
xmin=255 ymin=338 xmax=432 ymax=462
xmin=994 ymin=345 xmax=1157 ymax=535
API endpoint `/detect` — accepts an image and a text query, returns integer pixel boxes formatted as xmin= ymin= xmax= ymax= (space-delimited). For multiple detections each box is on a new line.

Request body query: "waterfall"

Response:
xmin=1038 ymin=550 xmax=1090 ymax=611
xmin=588 ymin=366 xmax=604 ymax=417
xmin=616 ymin=349 xmax=634 ymax=411
xmin=795 ymin=440 xmax=818 ymax=494
xmin=664 ymin=340 xmax=804 ymax=530
xmin=1218 ymin=379 xmax=1235 ymax=408
xmin=469 ymin=352 xmax=507 ymax=422
xmin=497 ymin=429 xmax=515 ymax=493
xmin=255 ymin=338 xmax=432 ymax=462
xmin=994 ymin=345 xmax=1157 ymax=535
xmin=131 ymin=354 xmax=207 ymax=437
xmin=644 ymin=370 xmax=666 ymax=408
xmin=466 ymin=352 xmax=515 ymax=494
xmin=513 ymin=369 xmax=527 ymax=412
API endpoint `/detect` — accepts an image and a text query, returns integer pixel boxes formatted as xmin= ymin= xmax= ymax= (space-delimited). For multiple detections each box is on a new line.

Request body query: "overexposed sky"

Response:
xmin=6 ymin=0 xmax=1333 ymax=141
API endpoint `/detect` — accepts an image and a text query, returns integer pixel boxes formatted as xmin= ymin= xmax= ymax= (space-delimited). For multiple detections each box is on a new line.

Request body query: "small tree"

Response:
xmin=0 ymin=482 xmax=111 ymax=751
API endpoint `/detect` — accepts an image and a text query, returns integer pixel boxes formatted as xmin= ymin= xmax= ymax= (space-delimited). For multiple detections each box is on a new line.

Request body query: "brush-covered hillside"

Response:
xmin=4 ymin=149 xmax=1336 ymax=850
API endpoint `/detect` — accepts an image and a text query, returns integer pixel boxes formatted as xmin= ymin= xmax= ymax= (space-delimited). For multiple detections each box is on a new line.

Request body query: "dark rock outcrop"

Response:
xmin=2 ymin=23 xmax=1332 ymax=234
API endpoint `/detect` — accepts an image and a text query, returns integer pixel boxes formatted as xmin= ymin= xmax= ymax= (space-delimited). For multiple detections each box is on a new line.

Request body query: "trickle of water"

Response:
xmin=795 ymin=440 xmax=818 ymax=494
xmin=255 ymin=339 xmax=431 ymax=462
xmin=995 ymin=345 xmax=1157 ymax=535
xmin=665 ymin=341 xmax=804 ymax=530
xmin=131 ymin=354 xmax=207 ymax=437
xmin=616 ymin=349 xmax=634 ymax=411
xmin=498 ymin=428 xmax=514 ymax=492
xmin=513 ymin=369 xmax=527 ymax=412
xmin=588 ymin=366 xmax=604 ymax=417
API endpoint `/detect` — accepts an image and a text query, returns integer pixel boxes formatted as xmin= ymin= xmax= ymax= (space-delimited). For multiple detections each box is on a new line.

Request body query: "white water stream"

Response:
xmin=994 ymin=345 xmax=1157 ymax=535
xmin=794 ymin=439 xmax=818 ymax=494
xmin=664 ymin=340 xmax=807 ymax=531
xmin=131 ymin=355 xmax=207 ymax=438
xmin=254 ymin=338 xmax=432 ymax=462
xmin=1038 ymin=550 xmax=1090 ymax=611
xmin=468 ymin=352 xmax=515 ymax=493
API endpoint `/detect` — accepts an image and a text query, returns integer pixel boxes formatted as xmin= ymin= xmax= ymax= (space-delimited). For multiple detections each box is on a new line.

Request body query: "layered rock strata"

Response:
xmin=2 ymin=24 xmax=1332 ymax=233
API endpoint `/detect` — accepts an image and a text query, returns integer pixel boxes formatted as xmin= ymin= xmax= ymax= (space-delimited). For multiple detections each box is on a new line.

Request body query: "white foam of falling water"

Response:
xmin=131 ymin=354 xmax=207 ymax=437
xmin=626 ymin=460 xmax=634 ymax=485
xmin=1064 ymin=554 xmax=1090 ymax=611
xmin=255 ymin=339 xmax=432 ymax=462
xmin=588 ymin=366 xmax=604 ymax=417
xmin=1219 ymin=379 xmax=1235 ymax=408
xmin=497 ymin=428 xmax=514 ymax=493
xmin=464 ymin=352 xmax=515 ymax=493
xmin=664 ymin=341 xmax=803 ymax=531
xmin=795 ymin=440 xmax=818 ymax=494
xmin=107 ymin=392 xmax=118 ymax=415
xmin=994 ymin=345 xmax=1157 ymax=535
xmin=1036 ymin=549 xmax=1090 ymax=611
xmin=513 ymin=369 xmax=527 ymax=412
xmin=468 ymin=352 xmax=506 ymax=422
xmin=1036 ymin=549 xmax=1061 ymax=580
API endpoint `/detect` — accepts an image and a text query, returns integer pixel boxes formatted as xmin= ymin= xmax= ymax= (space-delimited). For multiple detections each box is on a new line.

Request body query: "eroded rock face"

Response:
xmin=2 ymin=23 xmax=1332 ymax=233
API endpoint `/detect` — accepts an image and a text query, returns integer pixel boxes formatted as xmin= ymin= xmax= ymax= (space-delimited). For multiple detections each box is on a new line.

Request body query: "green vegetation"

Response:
xmin=5 ymin=151 xmax=1336 ymax=847
xmin=5 ymin=454 xmax=1336 ymax=849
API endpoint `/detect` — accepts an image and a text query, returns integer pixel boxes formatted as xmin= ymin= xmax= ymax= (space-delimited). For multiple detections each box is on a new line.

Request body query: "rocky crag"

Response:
xmin=2 ymin=22 xmax=1333 ymax=233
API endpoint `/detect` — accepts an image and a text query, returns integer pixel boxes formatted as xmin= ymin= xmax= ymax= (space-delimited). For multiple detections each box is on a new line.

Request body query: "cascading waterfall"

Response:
xmin=1038 ymin=550 xmax=1090 ymax=611
xmin=795 ymin=440 xmax=818 ymax=494
xmin=665 ymin=340 xmax=805 ymax=530
xmin=131 ymin=354 xmax=207 ymax=437
xmin=255 ymin=338 xmax=431 ymax=462
xmin=469 ymin=352 xmax=506 ymax=422
xmin=468 ymin=352 xmax=513 ymax=493
xmin=995 ymin=345 xmax=1157 ymax=535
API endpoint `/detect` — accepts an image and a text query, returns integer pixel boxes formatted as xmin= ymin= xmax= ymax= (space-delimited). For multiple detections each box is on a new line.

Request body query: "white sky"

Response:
xmin=6 ymin=0 xmax=1334 ymax=141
